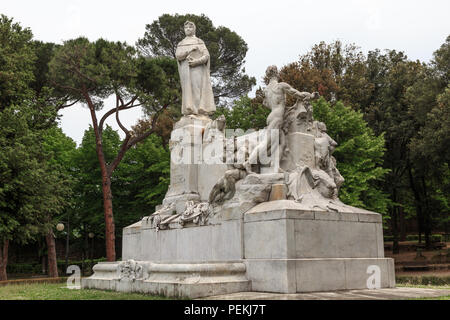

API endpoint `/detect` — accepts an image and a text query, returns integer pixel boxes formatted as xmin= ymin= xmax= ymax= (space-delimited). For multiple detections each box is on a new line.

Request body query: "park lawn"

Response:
xmin=397 ymin=283 xmax=450 ymax=300
xmin=0 ymin=283 xmax=173 ymax=300
xmin=416 ymin=295 xmax=450 ymax=300
xmin=396 ymin=283 xmax=450 ymax=289
xmin=1 ymin=282 xmax=449 ymax=300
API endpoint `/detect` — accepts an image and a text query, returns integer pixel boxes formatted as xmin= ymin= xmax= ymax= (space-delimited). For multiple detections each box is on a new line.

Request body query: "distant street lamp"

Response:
xmin=88 ymin=232 xmax=95 ymax=269
xmin=57 ymin=213 xmax=70 ymax=272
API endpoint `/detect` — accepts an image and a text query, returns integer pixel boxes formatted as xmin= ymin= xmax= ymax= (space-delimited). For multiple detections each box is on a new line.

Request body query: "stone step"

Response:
xmin=82 ymin=261 xmax=251 ymax=299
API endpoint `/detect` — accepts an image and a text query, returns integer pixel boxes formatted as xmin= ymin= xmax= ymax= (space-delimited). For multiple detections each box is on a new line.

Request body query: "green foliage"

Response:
xmin=0 ymin=283 xmax=171 ymax=300
xmin=0 ymin=15 xmax=35 ymax=108
xmin=406 ymin=234 xmax=419 ymax=241
xmin=137 ymin=13 xmax=256 ymax=104
xmin=69 ymin=126 xmax=121 ymax=237
xmin=313 ymin=98 xmax=390 ymax=214
xmin=6 ymin=262 xmax=41 ymax=274
xmin=42 ymin=127 xmax=77 ymax=170
xmin=136 ymin=56 xmax=180 ymax=116
xmin=0 ymin=106 xmax=67 ymax=244
xmin=68 ymin=127 xmax=170 ymax=240
xmin=0 ymin=15 xmax=72 ymax=261
xmin=113 ymin=134 xmax=170 ymax=228
xmin=215 ymin=96 xmax=269 ymax=131
xmin=49 ymin=37 xmax=135 ymax=108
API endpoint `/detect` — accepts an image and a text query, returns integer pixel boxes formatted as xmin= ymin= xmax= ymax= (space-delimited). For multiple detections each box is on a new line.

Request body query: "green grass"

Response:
xmin=415 ymin=295 xmax=450 ymax=300
xmin=397 ymin=283 xmax=450 ymax=289
xmin=2 ymin=282 xmax=450 ymax=300
xmin=397 ymin=283 xmax=450 ymax=300
xmin=396 ymin=275 xmax=450 ymax=286
xmin=0 ymin=282 xmax=174 ymax=300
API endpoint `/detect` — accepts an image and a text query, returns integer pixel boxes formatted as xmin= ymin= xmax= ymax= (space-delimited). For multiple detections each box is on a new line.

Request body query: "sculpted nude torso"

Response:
xmin=245 ymin=66 xmax=318 ymax=172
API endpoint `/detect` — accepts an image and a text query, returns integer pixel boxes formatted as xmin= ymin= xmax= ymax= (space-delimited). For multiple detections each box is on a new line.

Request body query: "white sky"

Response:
xmin=1 ymin=0 xmax=449 ymax=145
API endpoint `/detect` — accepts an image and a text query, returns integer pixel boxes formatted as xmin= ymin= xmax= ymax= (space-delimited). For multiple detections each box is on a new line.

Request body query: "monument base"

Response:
xmin=82 ymin=261 xmax=250 ymax=299
xmin=82 ymin=200 xmax=395 ymax=298
xmin=246 ymin=258 xmax=394 ymax=293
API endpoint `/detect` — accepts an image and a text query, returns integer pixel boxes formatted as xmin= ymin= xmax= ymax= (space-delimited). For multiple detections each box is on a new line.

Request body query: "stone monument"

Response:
xmin=82 ymin=23 xmax=395 ymax=298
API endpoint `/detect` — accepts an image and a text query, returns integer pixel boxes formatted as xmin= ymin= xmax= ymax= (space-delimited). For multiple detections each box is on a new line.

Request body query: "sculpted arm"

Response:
xmin=188 ymin=44 xmax=210 ymax=67
xmin=279 ymin=82 xmax=319 ymax=100
xmin=176 ymin=45 xmax=195 ymax=61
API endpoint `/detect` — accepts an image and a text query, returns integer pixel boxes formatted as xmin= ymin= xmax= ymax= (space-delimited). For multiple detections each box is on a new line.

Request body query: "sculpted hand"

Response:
xmin=188 ymin=56 xmax=198 ymax=67
xmin=312 ymin=92 xmax=320 ymax=99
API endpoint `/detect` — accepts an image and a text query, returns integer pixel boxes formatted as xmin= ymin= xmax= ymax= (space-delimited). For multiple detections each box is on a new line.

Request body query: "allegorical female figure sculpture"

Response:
xmin=175 ymin=21 xmax=216 ymax=116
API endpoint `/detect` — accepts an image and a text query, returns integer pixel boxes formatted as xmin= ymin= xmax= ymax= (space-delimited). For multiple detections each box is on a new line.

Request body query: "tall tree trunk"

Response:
xmin=102 ymin=173 xmax=116 ymax=261
xmin=85 ymin=94 xmax=116 ymax=262
xmin=399 ymin=206 xmax=407 ymax=241
xmin=0 ymin=240 xmax=9 ymax=281
xmin=408 ymin=165 xmax=424 ymax=244
xmin=421 ymin=176 xmax=432 ymax=249
xmin=45 ymin=231 xmax=59 ymax=278
xmin=392 ymin=189 xmax=400 ymax=254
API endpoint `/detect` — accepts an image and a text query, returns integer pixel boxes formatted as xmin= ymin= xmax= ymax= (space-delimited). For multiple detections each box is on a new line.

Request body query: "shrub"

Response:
xmin=6 ymin=258 xmax=107 ymax=275
xmin=406 ymin=235 xmax=419 ymax=241
xmin=431 ymin=234 xmax=443 ymax=243
xmin=396 ymin=275 xmax=450 ymax=286
xmin=6 ymin=263 xmax=41 ymax=274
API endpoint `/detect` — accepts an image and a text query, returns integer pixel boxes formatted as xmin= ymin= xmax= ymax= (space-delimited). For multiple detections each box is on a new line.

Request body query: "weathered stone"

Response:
xmin=85 ymin=27 xmax=396 ymax=299
xmin=176 ymin=21 xmax=215 ymax=116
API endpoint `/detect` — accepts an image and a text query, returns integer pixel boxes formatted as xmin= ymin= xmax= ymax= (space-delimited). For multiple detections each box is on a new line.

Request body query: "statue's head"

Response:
xmin=264 ymin=65 xmax=279 ymax=84
xmin=184 ymin=21 xmax=196 ymax=37
xmin=216 ymin=115 xmax=226 ymax=131
xmin=317 ymin=121 xmax=327 ymax=132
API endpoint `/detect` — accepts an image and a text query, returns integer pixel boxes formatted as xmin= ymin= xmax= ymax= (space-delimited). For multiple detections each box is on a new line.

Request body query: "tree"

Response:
xmin=278 ymin=41 xmax=371 ymax=108
xmin=69 ymin=126 xmax=170 ymax=259
xmin=405 ymin=36 xmax=450 ymax=247
xmin=0 ymin=107 xmax=41 ymax=280
xmin=69 ymin=125 xmax=121 ymax=261
xmin=0 ymin=15 xmax=35 ymax=108
xmin=137 ymin=13 xmax=256 ymax=105
xmin=113 ymin=134 xmax=170 ymax=231
xmin=41 ymin=127 xmax=76 ymax=277
xmin=215 ymin=96 xmax=269 ymax=131
xmin=0 ymin=15 xmax=67 ymax=280
xmin=0 ymin=106 xmax=71 ymax=280
xmin=48 ymin=38 xmax=178 ymax=260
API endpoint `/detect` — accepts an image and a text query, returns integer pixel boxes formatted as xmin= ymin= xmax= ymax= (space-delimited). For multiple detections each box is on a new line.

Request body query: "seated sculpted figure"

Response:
xmin=175 ymin=21 xmax=216 ymax=116
xmin=314 ymin=121 xmax=338 ymax=171
xmin=244 ymin=65 xmax=319 ymax=172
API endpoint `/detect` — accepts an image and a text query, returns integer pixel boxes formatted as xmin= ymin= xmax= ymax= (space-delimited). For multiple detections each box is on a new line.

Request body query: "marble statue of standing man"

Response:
xmin=176 ymin=21 xmax=216 ymax=116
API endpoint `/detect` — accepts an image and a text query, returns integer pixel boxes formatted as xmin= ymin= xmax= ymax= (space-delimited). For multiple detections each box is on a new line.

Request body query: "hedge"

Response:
xmin=6 ymin=258 xmax=107 ymax=275
xmin=396 ymin=275 xmax=450 ymax=286
xmin=384 ymin=234 xmax=444 ymax=242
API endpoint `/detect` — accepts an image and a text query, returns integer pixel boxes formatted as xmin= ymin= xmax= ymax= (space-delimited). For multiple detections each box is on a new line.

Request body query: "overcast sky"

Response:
xmin=2 ymin=0 xmax=449 ymax=144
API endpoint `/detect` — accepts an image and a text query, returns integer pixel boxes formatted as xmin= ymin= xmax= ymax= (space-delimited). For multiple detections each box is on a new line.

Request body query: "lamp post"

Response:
xmin=56 ymin=213 xmax=70 ymax=272
xmin=88 ymin=232 xmax=95 ymax=274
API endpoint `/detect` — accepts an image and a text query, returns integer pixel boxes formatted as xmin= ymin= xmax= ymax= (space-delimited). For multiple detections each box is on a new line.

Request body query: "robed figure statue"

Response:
xmin=175 ymin=21 xmax=216 ymax=116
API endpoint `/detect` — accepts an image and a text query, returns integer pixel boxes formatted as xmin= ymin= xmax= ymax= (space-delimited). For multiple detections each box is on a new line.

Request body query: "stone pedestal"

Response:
xmin=163 ymin=116 xmax=227 ymax=212
xmin=84 ymin=200 xmax=395 ymax=298
xmin=243 ymin=200 xmax=395 ymax=293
